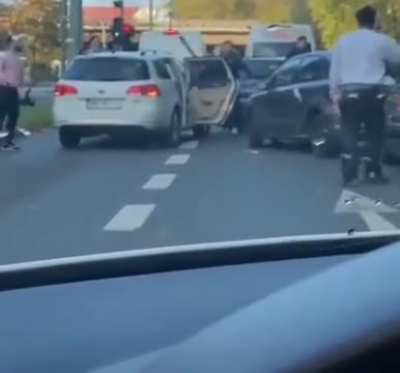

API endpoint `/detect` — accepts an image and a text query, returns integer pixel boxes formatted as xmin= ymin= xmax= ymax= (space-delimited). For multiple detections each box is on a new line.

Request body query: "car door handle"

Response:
xmin=293 ymin=88 xmax=302 ymax=102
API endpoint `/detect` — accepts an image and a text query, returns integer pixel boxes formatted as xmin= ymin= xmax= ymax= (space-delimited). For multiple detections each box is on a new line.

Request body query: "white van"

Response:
xmin=139 ymin=31 xmax=207 ymax=61
xmin=246 ymin=24 xmax=317 ymax=59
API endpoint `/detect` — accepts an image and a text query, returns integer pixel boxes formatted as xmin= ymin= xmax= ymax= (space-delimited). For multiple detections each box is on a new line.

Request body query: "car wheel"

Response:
xmin=161 ymin=109 xmax=181 ymax=148
xmin=59 ymin=128 xmax=80 ymax=149
xmin=249 ymin=127 xmax=263 ymax=149
xmin=310 ymin=122 xmax=336 ymax=158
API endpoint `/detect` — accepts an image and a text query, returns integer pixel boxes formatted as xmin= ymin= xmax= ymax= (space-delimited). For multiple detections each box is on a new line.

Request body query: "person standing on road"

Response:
xmin=219 ymin=41 xmax=248 ymax=134
xmin=0 ymin=36 xmax=24 ymax=151
xmin=286 ymin=36 xmax=311 ymax=59
xmin=330 ymin=5 xmax=400 ymax=186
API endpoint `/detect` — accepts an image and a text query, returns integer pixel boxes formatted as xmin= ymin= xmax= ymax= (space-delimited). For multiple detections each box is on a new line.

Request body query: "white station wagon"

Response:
xmin=53 ymin=51 xmax=238 ymax=148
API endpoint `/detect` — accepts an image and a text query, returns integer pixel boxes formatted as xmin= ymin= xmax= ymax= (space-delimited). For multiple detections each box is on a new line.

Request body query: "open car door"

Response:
xmin=185 ymin=57 xmax=238 ymax=126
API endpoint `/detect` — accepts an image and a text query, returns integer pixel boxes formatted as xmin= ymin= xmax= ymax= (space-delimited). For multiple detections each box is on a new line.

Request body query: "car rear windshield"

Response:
xmin=243 ymin=59 xmax=283 ymax=79
xmin=63 ymin=57 xmax=150 ymax=81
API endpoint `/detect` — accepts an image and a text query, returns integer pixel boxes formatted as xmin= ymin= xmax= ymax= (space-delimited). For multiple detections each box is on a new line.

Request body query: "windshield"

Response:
xmin=253 ymin=42 xmax=296 ymax=58
xmin=2 ymin=0 xmax=400 ymax=264
xmin=3 ymin=3 xmax=400 ymax=366
xmin=64 ymin=58 xmax=150 ymax=81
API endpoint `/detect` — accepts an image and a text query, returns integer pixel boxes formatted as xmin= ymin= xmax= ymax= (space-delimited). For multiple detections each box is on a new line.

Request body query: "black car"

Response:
xmin=249 ymin=51 xmax=400 ymax=159
xmin=238 ymin=57 xmax=284 ymax=104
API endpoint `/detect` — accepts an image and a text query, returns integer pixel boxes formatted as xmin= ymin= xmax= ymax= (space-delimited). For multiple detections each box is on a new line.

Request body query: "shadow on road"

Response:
xmin=75 ymin=131 xmax=196 ymax=151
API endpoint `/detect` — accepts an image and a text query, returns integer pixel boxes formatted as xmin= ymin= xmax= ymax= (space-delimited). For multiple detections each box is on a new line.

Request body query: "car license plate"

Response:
xmin=86 ymin=98 xmax=123 ymax=110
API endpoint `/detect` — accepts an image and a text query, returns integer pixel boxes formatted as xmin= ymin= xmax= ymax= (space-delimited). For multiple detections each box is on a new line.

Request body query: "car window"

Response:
xmin=187 ymin=59 xmax=229 ymax=88
xmin=296 ymin=56 xmax=330 ymax=83
xmin=269 ymin=57 xmax=303 ymax=88
xmin=242 ymin=59 xmax=283 ymax=80
xmin=153 ymin=59 xmax=172 ymax=80
xmin=253 ymin=42 xmax=296 ymax=58
xmin=63 ymin=57 xmax=149 ymax=81
xmin=161 ymin=58 xmax=182 ymax=81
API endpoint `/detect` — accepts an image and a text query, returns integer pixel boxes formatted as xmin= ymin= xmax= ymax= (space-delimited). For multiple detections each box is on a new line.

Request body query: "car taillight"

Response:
xmin=127 ymin=85 xmax=161 ymax=98
xmin=54 ymin=84 xmax=78 ymax=97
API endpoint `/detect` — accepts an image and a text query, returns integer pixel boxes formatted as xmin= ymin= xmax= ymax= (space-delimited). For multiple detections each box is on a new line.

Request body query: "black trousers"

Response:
xmin=0 ymin=85 xmax=20 ymax=145
xmin=339 ymin=86 xmax=386 ymax=182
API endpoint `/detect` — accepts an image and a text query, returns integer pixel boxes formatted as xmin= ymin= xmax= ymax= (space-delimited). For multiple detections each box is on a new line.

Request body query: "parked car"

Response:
xmin=249 ymin=51 xmax=400 ymax=160
xmin=245 ymin=23 xmax=317 ymax=59
xmin=53 ymin=51 xmax=238 ymax=148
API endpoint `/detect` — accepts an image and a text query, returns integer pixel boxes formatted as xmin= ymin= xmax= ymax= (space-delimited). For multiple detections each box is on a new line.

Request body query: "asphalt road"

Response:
xmin=1 ymin=128 xmax=400 ymax=265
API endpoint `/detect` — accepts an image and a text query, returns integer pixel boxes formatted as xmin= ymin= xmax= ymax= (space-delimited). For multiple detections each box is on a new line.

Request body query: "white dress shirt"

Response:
xmin=330 ymin=29 xmax=400 ymax=99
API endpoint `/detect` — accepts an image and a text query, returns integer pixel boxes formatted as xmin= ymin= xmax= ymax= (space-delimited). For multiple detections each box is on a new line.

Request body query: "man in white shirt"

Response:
xmin=330 ymin=5 xmax=400 ymax=186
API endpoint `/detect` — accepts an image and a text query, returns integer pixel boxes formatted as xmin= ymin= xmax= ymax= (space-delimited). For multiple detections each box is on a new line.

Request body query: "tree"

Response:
xmin=309 ymin=0 xmax=400 ymax=48
xmin=10 ymin=0 xmax=60 ymax=65
xmin=233 ymin=0 xmax=256 ymax=19
xmin=175 ymin=0 xmax=293 ymax=21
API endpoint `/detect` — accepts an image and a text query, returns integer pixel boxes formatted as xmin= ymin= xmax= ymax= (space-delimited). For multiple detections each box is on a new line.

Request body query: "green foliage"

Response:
xmin=309 ymin=0 xmax=400 ymax=48
xmin=10 ymin=0 xmax=60 ymax=64
xmin=175 ymin=0 xmax=292 ymax=22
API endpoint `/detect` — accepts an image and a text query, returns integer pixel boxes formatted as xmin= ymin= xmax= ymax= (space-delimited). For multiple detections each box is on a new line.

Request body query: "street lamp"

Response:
xmin=149 ymin=0 xmax=154 ymax=30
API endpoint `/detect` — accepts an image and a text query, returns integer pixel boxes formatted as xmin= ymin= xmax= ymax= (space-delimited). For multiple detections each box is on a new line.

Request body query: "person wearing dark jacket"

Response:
xmin=220 ymin=41 xmax=246 ymax=79
xmin=219 ymin=41 xmax=249 ymax=133
xmin=286 ymin=36 xmax=311 ymax=59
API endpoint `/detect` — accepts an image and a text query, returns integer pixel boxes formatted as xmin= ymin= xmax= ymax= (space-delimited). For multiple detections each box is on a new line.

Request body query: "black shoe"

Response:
xmin=343 ymin=178 xmax=362 ymax=188
xmin=1 ymin=142 xmax=20 ymax=151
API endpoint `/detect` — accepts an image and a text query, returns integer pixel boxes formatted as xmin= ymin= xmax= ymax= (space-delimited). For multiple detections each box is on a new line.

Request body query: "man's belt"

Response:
xmin=340 ymin=83 xmax=383 ymax=92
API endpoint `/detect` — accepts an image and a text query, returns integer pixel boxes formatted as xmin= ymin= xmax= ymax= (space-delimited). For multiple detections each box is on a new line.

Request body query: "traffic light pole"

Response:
xmin=67 ymin=0 xmax=83 ymax=61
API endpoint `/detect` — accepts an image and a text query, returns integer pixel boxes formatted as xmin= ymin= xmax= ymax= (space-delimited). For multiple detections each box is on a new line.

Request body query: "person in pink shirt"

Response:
xmin=0 ymin=35 xmax=24 ymax=151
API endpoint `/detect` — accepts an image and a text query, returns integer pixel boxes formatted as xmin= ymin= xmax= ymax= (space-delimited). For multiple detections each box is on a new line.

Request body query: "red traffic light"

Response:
xmin=123 ymin=24 xmax=135 ymax=36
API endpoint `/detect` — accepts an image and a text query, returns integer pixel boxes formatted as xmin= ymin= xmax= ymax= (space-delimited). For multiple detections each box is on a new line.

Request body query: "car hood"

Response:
xmin=92 ymin=237 xmax=400 ymax=373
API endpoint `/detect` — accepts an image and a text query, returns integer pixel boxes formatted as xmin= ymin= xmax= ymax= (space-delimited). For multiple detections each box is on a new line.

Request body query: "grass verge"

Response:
xmin=19 ymin=104 xmax=53 ymax=131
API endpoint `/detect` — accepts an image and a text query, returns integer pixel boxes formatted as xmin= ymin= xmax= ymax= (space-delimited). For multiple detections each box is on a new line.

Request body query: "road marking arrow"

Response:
xmin=335 ymin=189 xmax=399 ymax=231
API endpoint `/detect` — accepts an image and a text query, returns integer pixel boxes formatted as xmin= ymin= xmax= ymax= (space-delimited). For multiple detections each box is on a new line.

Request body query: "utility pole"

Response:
xmin=149 ymin=0 xmax=154 ymax=30
xmin=60 ymin=0 xmax=68 ymax=74
xmin=68 ymin=0 xmax=83 ymax=61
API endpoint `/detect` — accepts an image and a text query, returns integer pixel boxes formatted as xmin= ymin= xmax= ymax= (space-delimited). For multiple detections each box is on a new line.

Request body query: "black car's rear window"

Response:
xmin=243 ymin=59 xmax=283 ymax=79
xmin=63 ymin=57 xmax=150 ymax=81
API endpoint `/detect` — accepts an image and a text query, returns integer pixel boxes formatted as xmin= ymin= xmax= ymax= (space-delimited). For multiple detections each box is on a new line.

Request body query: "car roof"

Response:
xmin=243 ymin=57 xmax=285 ymax=62
xmin=74 ymin=51 xmax=175 ymax=61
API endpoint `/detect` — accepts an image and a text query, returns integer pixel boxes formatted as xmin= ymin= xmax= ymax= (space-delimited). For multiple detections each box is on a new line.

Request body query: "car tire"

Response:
xmin=59 ymin=128 xmax=80 ymax=149
xmin=193 ymin=124 xmax=210 ymax=139
xmin=161 ymin=109 xmax=181 ymax=148
xmin=249 ymin=131 xmax=263 ymax=149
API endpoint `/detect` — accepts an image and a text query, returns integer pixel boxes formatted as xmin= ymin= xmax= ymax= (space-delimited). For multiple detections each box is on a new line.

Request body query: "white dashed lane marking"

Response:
xmin=104 ymin=204 xmax=156 ymax=232
xmin=142 ymin=174 xmax=176 ymax=190
xmin=179 ymin=140 xmax=199 ymax=150
xmin=165 ymin=154 xmax=190 ymax=165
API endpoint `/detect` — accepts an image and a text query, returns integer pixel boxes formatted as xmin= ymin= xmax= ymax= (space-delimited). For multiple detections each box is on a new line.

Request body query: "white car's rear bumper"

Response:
xmin=53 ymin=100 xmax=166 ymax=131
